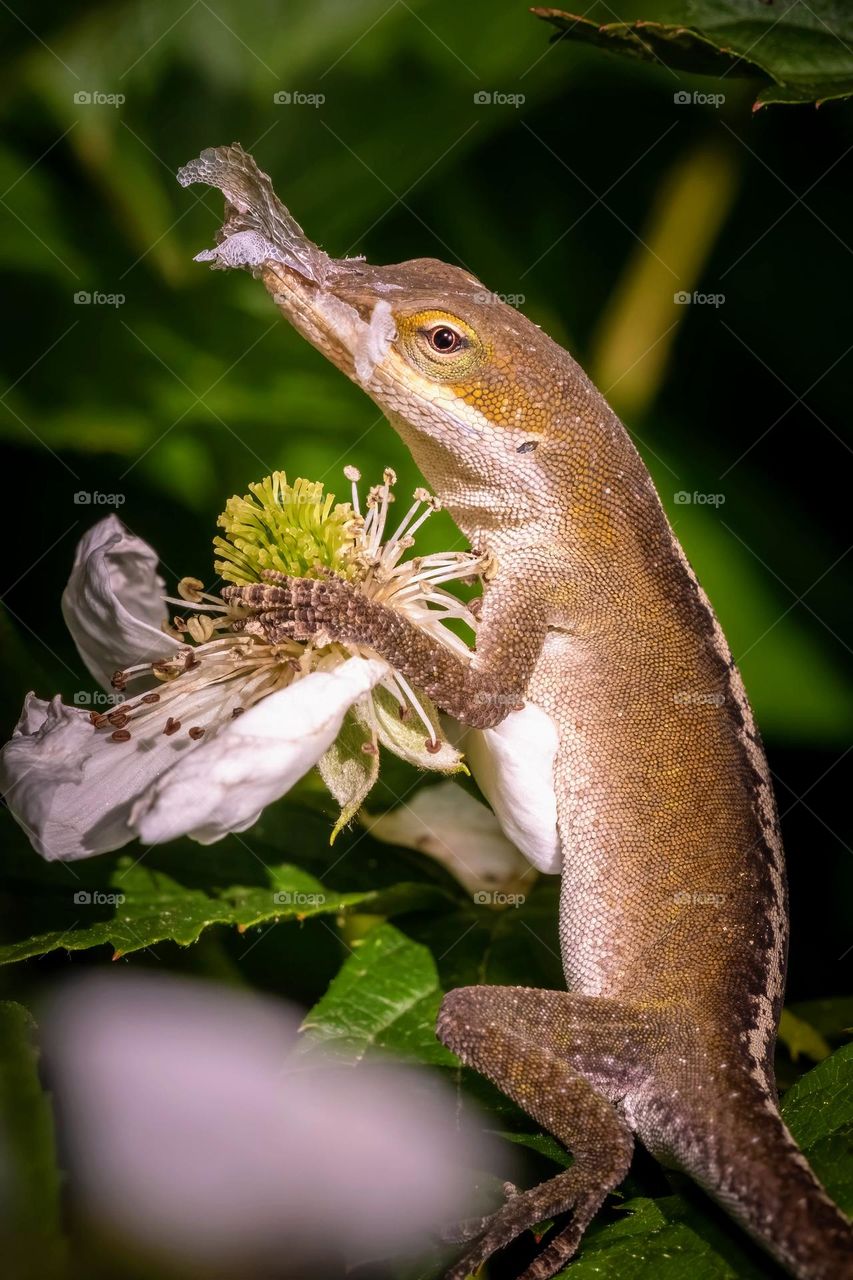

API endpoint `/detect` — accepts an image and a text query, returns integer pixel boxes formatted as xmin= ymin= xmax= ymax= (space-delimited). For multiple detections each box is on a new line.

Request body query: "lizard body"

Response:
xmin=180 ymin=146 xmax=853 ymax=1280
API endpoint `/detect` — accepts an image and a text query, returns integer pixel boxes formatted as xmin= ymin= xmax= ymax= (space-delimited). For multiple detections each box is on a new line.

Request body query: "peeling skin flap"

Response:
xmin=313 ymin=294 xmax=396 ymax=384
xmin=177 ymin=143 xmax=334 ymax=286
xmin=179 ymin=143 xmax=395 ymax=386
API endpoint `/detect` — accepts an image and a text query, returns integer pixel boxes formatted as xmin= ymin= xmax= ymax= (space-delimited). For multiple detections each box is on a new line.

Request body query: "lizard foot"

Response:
xmin=443 ymin=1179 xmax=602 ymax=1280
xmin=442 ymin=1176 xmax=599 ymax=1280
xmin=439 ymin=1181 xmax=519 ymax=1245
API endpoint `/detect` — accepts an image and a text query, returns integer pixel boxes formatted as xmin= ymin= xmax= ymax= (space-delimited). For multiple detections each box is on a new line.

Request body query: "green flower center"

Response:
xmin=214 ymin=472 xmax=361 ymax=585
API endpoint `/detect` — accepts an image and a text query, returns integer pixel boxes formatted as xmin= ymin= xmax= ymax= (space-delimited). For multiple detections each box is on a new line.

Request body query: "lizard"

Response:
xmin=178 ymin=144 xmax=853 ymax=1280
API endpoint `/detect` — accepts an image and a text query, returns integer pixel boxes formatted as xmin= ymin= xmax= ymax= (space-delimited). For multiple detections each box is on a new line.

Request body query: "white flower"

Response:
xmin=363 ymin=778 xmax=536 ymax=897
xmin=453 ymin=704 xmax=561 ymax=875
xmin=0 ymin=472 xmax=484 ymax=861
xmin=1 ymin=468 xmax=562 ymax=876
xmin=45 ymin=972 xmax=495 ymax=1267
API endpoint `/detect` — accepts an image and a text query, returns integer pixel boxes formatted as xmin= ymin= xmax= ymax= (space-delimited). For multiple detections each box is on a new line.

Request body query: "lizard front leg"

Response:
xmin=223 ymin=570 xmax=549 ymax=729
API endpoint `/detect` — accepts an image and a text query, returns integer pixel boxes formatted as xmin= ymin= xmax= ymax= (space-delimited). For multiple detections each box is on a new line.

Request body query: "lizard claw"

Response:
xmin=439 ymin=1181 xmax=519 ymax=1245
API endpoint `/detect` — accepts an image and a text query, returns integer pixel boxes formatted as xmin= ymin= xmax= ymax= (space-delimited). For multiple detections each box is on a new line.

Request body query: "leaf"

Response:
xmin=534 ymin=2 xmax=853 ymax=106
xmin=494 ymin=1129 xmax=573 ymax=1168
xmin=0 ymin=1003 xmax=65 ymax=1279
xmin=0 ymin=822 xmax=445 ymax=964
xmin=781 ymin=1041 xmax=853 ymax=1214
xmin=778 ymin=1007 xmax=832 ymax=1063
xmin=561 ymin=1194 xmax=766 ymax=1279
xmin=786 ymin=997 xmax=853 ymax=1044
xmin=300 ymin=922 xmax=456 ymax=1065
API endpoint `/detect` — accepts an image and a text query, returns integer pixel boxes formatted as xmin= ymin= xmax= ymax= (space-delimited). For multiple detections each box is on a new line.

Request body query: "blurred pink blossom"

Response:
xmin=44 ymin=972 xmax=496 ymax=1271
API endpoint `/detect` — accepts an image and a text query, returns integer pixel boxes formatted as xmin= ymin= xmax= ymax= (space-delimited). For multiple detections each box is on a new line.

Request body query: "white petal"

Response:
xmin=61 ymin=515 xmax=179 ymax=691
xmin=45 ymin=973 xmax=491 ymax=1265
xmin=0 ymin=687 xmax=225 ymax=861
xmin=364 ymin=779 xmax=534 ymax=898
xmin=458 ymin=703 xmax=561 ymax=874
xmin=132 ymin=657 xmax=388 ymax=845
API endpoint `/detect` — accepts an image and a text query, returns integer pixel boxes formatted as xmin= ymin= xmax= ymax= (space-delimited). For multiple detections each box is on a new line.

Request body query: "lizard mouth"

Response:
xmin=177 ymin=144 xmax=398 ymax=386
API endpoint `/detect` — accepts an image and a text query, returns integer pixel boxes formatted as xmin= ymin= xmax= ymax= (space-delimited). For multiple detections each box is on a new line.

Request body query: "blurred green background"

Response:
xmin=1 ymin=1 xmax=851 ymax=994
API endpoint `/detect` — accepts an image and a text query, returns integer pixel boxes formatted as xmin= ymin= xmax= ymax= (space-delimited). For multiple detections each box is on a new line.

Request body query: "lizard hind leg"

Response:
xmin=436 ymin=985 xmax=647 ymax=1280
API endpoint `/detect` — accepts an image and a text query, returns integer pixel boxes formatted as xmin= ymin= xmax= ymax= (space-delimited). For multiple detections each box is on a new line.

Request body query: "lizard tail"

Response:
xmin=658 ymin=1082 xmax=853 ymax=1280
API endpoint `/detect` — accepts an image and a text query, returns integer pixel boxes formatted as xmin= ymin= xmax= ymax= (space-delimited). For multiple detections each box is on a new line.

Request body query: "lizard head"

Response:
xmin=179 ymin=144 xmax=602 ymax=543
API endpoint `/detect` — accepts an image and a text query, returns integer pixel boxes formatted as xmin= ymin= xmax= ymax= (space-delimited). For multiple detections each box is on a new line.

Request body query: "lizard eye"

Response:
xmin=427 ymin=324 xmax=465 ymax=354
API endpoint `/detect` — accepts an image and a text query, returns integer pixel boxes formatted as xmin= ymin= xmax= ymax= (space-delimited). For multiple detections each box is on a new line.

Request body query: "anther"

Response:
xmin=141 ymin=692 xmax=161 ymax=704
xmin=231 ymin=707 xmax=245 ymax=718
xmin=109 ymin=729 xmax=132 ymax=743
xmin=163 ymin=717 xmax=182 ymax=736
xmin=188 ymin=726 xmax=205 ymax=740
xmin=187 ymin=615 xmax=215 ymax=644
xmin=178 ymin=576 xmax=205 ymax=603
xmin=111 ymin=670 xmax=127 ymax=690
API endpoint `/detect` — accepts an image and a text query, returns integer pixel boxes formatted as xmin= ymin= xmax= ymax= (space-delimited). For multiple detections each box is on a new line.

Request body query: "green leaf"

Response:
xmin=560 ymin=1194 xmax=766 ymax=1278
xmin=534 ymin=2 xmax=853 ymax=105
xmin=494 ymin=1129 xmax=573 ymax=1168
xmin=300 ymin=922 xmax=456 ymax=1065
xmin=782 ymin=1041 xmax=853 ymax=1213
xmin=787 ymin=997 xmax=853 ymax=1045
xmin=0 ymin=822 xmax=445 ymax=964
xmin=778 ymin=1007 xmax=832 ymax=1063
xmin=0 ymin=1003 xmax=65 ymax=1279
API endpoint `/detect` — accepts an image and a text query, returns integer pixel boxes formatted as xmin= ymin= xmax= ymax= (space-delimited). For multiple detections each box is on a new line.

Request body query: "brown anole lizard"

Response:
xmin=178 ymin=145 xmax=853 ymax=1280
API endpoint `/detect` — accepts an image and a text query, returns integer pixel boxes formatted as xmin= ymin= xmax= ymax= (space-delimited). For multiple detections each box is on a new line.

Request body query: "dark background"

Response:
xmin=0 ymin=1 xmax=850 ymax=1031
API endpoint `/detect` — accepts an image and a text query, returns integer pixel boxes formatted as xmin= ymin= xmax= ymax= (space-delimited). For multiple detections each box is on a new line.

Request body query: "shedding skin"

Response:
xmin=182 ymin=145 xmax=853 ymax=1280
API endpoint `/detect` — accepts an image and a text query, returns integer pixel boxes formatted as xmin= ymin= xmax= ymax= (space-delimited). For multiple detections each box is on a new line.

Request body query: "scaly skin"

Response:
xmin=181 ymin=145 xmax=853 ymax=1280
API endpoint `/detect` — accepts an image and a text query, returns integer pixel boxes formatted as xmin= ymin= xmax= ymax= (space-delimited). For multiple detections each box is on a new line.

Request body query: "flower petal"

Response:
xmin=62 ymin=515 xmax=179 ymax=691
xmin=0 ymin=689 xmax=221 ymax=860
xmin=364 ymin=779 xmax=534 ymax=898
xmin=132 ymin=657 xmax=388 ymax=845
xmin=45 ymin=972 xmax=491 ymax=1266
xmin=459 ymin=704 xmax=561 ymax=874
